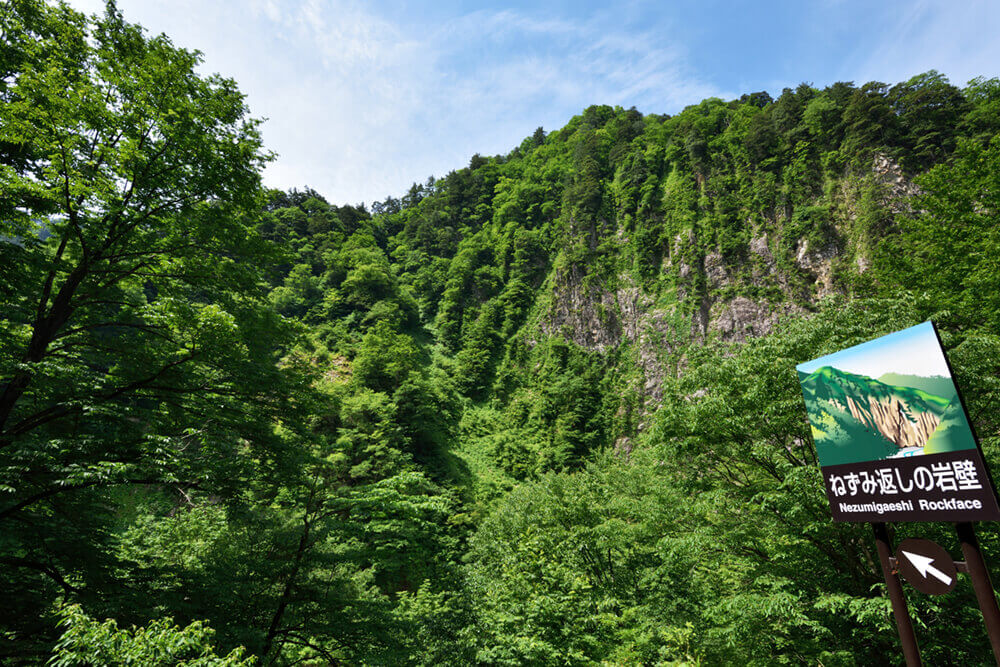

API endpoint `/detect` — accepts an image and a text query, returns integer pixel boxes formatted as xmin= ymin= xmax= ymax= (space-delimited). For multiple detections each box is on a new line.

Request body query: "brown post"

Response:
xmin=956 ymin=521 xmax=1000 ymax=665
xmin=872 ymin=522 xmax=922 ymax=666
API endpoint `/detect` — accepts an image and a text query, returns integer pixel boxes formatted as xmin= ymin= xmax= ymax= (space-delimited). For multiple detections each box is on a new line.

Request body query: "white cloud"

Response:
xmin=848 ymin=0 xmax=1000 ymax=87
xmin=52 ymin=0 xmax=1000 ymax=205
xmin=63 ymin=0 xmax=723 ymax=205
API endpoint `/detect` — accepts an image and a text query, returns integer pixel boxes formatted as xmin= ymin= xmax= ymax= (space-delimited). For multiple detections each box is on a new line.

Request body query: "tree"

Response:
xmin=466 ymin=454 xmax=702 ymax=664
xmin=878 ymin=135 xmax=1000 ymax=330
xmin=889 ymin=71 xmax=968 ymax=171
xmin=960 ymin=77 xmax=1000 ymax=145
xmin=744 ymin=107 xmax=779 ymax=165
xmin=842 ymin=81 xmax=898 ymax=159
xmin=0 ymin=0 xmax=285 ymax=651
xmin=802 ymin=93 xmax=842 ymax=149
xmin=531 ymin=126 xmax=546 ymax=147
xmin=50 ymin=605 xmax=254 ymax=666
xmin=1 ymin=0 xmax=273 ymax=438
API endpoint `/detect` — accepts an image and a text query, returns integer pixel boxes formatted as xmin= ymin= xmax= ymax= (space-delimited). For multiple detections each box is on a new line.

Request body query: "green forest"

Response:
xmin=5 ymin=2 xmax=1000 ymax=664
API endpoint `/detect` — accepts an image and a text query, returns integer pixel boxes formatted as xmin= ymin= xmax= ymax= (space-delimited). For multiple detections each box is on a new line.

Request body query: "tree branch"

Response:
xmin=0 ymin=478 xmax=201 ymax=520
xmin=0 ymin=556 xmax=82 ymax=594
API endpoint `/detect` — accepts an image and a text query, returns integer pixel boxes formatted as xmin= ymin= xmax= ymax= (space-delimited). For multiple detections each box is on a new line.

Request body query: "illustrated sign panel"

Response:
xmin=797 ymin=321 xmax=1000 ymax=522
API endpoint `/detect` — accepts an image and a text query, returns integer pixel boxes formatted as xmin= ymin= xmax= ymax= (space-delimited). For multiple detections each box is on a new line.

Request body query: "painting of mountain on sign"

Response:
xmin=797 ymin=322 xmax=977 ymax=467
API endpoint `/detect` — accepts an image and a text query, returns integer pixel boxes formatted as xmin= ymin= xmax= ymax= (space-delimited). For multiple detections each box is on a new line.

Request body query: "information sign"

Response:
xmin=797 ymin=322 xmax=1000 ymax=522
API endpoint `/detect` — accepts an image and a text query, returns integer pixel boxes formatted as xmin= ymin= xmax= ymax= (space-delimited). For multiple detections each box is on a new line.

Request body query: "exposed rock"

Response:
xmin=703 ymin=251 xmax=728 ymax=288
xmin=708 ymin=296 xmax=801 ymax=343
xmin=872 ymin=153 xmax=920 ymax=212
xmin=795 ymin=239 xmax=839 ymax=296
xmin=635 ymin=310 xmax=675 ymax=403
xmin=525 ymin=138 xmax=929 ymax=458
xmin=540 ymin=156 xmax=920 ymax=417
xmin=692 ymin=296 xmax=710 ymax=339
xmin=672 ymin=230 xmax=695 ymax=264
xmin=749 ymin=233 xmax=772 ymax=263
xmin=615 ymin=285 xmax=647 ymax=342
xmin=543 ymin=273 xmax=621 ymax=352
xmin=749 ymin=232 xmax=784 ymax=286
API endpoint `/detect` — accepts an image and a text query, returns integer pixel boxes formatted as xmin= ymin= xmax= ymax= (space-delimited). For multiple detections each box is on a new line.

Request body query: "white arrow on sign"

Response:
xmin=902 ymin=550 xmax=953 ymax=586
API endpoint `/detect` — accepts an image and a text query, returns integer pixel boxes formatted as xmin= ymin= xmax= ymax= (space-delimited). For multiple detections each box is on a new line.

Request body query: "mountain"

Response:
xmin=877 ymin=372 xmax=957 ymax=402
xmin=9 ymin=5 xmax=1000 ymax=660
xmin=925 ymin=395 xmax=979 ymax=454
xmin=800 ymin=366 xmax=950 ymax=465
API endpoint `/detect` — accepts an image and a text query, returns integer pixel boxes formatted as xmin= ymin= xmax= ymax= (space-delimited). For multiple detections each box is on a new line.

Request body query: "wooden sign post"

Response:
xmin=873 ymin=522 xmax=922 ymax=666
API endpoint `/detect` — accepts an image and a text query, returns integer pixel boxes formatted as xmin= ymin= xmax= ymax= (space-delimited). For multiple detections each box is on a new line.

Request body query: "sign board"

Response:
xmin=797 ymin=321 xmax=1000 ymax=522
xmin=894 ymin=538 xmax=957 ymax=595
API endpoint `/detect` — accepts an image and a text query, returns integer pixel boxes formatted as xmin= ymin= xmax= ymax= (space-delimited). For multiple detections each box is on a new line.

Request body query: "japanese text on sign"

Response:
xmin=828 ymin=459 xmax=983 ymax=498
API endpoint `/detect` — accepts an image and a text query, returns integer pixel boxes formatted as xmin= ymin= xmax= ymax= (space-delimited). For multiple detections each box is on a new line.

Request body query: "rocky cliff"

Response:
xmin=800 ymin=366 xmax=951 ymax=463
xmin=540 ymin=152 xmax=916 ymax=415
xmin=843 ymin=393 xmax=941 ymax=451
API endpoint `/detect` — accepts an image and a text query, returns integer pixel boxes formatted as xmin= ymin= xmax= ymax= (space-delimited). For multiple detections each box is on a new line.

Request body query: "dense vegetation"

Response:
xmin=4 ymin=1 xmax=1000 ymax=664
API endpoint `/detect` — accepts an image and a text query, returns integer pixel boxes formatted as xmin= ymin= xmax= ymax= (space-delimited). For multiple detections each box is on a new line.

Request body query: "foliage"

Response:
xmin=466 ymin=454 xmax=703 ymax=665
xmin=50 ymin=605 xmax=254 ymax=666
xmin=4 ymin=2 xmax=1000 ymax=664
xmin=0 ymin=0 xmax=290 ymax=656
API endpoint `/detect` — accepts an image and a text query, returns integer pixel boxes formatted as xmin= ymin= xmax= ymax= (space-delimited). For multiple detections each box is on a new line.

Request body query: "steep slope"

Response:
xmin=281 ymin=71 xmax=990 ymax=481
xmin=199 ymin=71 xmax=1000 ymax=664
xmin=246 ymin=71 xmax=1000 ymax=662
xmin=800 ymin=365 xmax=949 ymax=464
xmin=925 ymin=396 xmax=979 ymax=454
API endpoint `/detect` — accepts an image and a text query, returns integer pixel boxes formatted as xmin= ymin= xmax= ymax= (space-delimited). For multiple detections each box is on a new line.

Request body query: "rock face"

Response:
xmin=709 ymin=296 xmax=798 ymax=343
xmin=872 ymin=152 xmax=921 ymax=212
xmin=795 ymin=239 xmax=838 ymax=297
xmin=543 ymin=267 xmax=802 ymax=408
xmin=844 ymin=394 xmax=941 ymax=451
xmin=539 ymin=153 xmax=919 ymax=417
xmin=801 ymin=365 xmax=951 ymax=464
xmin=542 ymin=266 xmax=624 ymax=353
xmin=543 ymin=266 xmax=676 ymax=405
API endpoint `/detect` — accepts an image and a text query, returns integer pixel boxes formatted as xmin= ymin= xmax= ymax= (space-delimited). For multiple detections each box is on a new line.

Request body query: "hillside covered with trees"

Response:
xmin=4 ymin=1 xmax=1000 ymax=664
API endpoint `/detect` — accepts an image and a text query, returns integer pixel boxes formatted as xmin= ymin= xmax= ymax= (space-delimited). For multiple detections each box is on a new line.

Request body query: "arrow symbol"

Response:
xmin=902 ymin=550 xmax=953 ymax=586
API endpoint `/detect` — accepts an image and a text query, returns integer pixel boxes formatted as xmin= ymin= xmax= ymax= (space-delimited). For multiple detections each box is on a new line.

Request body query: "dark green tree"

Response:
xmin=842 ymin=81 xmax=898 ymax=159
xmin=889 ymin=70 xmax=968 ymax=171
xmin=0 ymin=0 xmax=286 ymax=654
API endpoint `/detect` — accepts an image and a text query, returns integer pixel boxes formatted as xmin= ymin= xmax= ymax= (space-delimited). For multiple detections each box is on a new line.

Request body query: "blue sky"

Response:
xmin=66 ymin=0 xmax=1000 ymax=205
xmin=796 ymin=322 xmax=952 ymax=379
